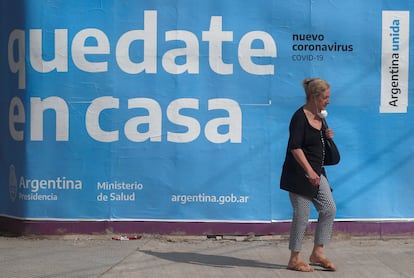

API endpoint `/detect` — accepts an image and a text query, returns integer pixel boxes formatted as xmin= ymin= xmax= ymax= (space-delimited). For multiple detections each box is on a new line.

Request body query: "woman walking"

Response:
xmin=280 ymin=78 xmax=337 ymax=272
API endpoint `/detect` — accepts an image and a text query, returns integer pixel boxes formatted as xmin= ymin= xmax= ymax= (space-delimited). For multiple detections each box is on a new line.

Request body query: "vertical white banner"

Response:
xmin=380 ymin=11 xmax=410 ymax=113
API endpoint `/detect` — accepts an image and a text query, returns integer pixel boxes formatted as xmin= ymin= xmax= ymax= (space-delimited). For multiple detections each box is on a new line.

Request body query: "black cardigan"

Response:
xmin=280 ymin=107 xmax=326 ymax=198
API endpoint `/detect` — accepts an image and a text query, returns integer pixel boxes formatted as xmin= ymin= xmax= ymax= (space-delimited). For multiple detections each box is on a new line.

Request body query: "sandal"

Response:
xmin=287 ymin=261 xmax=314 ymax=272
xmin=309 ymin=257 xmax=336 ymax=271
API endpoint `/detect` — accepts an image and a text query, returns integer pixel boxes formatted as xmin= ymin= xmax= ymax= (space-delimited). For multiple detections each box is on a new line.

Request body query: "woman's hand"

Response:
xmin=306 ymin=171 xmax=320 ymax=186
xmin=325 ymin=128 xmax=334 ymax=139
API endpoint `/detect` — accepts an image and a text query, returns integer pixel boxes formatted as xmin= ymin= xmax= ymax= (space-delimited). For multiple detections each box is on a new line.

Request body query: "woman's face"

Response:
xmin=314 ymin=89 xmax=331 ymax=111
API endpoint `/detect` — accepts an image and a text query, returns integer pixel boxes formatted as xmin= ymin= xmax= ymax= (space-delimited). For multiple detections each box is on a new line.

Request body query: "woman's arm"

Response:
xmin=291 ymin=148 xmax=320 ymax=186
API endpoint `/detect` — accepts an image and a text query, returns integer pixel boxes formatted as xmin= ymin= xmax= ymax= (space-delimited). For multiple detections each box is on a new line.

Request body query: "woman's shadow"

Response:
xmin=141 ymin=250 xmax=286 ymax=269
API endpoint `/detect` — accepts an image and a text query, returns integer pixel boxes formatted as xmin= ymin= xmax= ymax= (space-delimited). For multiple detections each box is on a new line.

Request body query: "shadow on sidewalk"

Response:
xmin=141 ymin=250 xmax=286 ymax=269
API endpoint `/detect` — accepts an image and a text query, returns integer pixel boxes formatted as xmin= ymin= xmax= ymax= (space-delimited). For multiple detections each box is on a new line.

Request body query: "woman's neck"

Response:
xmin=303 ymin=103 xmax=319 ymax=115
xmin=303 ymin=105 xmax=323 ymax=129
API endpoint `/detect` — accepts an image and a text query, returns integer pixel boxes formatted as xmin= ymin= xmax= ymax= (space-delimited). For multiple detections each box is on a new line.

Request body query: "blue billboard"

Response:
xmin=0 ymin=0 xmax=413 ymax=223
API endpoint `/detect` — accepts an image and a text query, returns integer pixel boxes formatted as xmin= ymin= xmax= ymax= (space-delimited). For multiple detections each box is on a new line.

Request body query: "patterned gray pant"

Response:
xmin=288 ymin=175 xmax=336 ymax=252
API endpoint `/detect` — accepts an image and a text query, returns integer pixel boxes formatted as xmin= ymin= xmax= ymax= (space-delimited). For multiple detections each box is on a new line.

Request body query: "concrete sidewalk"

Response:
xmin=1 ymin=234 xmax=413 ymax=277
